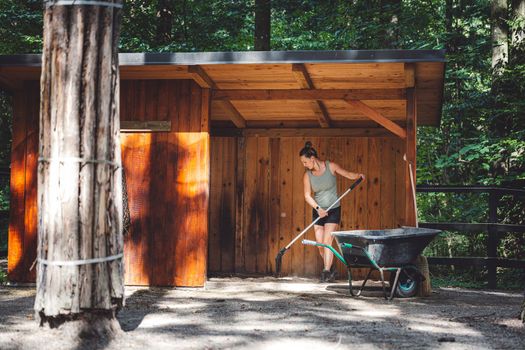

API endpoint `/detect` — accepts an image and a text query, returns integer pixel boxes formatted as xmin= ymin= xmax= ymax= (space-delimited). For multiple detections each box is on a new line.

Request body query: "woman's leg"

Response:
xmin=323 ymin=223 xmax=340 ymax=270
xmin=314 ymin=225 xmax=325 ymax=258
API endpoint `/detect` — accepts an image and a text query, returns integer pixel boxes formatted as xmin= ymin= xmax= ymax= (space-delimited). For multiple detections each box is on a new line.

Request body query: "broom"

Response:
xmin=274 ymin=176 xmax=363 ymax=277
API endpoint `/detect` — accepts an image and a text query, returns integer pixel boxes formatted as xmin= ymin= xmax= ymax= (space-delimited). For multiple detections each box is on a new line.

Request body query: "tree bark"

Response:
xmin=491 ymin=0 xmax=509 ymax=74
xmin=380 ymin=0 xmax=401 ymax=48
xmin=512 ymin=0 xmax=525 ymax=44
xmin=511 ymin=0 xmax=525 ymax=62
xmin=255 ymin=0 xmax=271 ymax=51
xmin=155 ymin=0 xmax=174 ymax=46
xmin=445 ymin=0 xmax=454 ymax=54
xmin=35 ymin=0 xmax=124 ymax=333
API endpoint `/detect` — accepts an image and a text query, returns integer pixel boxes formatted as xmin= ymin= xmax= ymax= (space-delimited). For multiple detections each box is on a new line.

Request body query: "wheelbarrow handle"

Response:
xmin=301 ymin=239 xmax=318 ymax=246
xmin=301 ymin=240 xmax=347 ymax=266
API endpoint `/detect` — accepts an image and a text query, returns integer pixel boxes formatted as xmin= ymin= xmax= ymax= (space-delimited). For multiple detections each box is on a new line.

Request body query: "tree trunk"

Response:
xmin=511 ymin=0 xmax=525 ymax=63
xmin=445 ymin=0 xmax=454 ymax=54
xmin=491 ymin=0 xmax=509 ymax=74
xmin=255 ymin=0 xmax=271 ymax=51
xmin=380 ymin=0 xmax=401 ymax=48
xmin=512 ymin=0 xmax=525 ymax=45
xmin=35 ymin=0 xmax=124 ymax=334
xmin=155 ymin=0 xmax=174 ymax=46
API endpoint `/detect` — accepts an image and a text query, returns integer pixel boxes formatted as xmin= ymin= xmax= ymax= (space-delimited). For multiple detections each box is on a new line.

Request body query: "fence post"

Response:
xmin=487 ymin=190 xmax=500 ymax=289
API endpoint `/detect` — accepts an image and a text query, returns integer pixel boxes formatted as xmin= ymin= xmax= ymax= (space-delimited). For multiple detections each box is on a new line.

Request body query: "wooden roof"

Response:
xmin=0 ymin=50 xmax=445 ymax=128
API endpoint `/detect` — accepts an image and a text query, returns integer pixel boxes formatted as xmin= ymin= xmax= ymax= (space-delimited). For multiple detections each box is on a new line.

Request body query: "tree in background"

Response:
xmin=155 ymin=0 xmax=175 ymax=46
xmin=120 ymin=0 xmax=253 ymax=52
xmin=380 ymin=0 xmax=402 ymax=47
xmin=34 ymin=0 xmax=124 ymax=340
xmin=255 ymin=0 xmax=271 ymax=50
xmin=491 ymin=0 xmax=508 ymax=74
xmin=512 ymin=0 xmax=525 ymax=46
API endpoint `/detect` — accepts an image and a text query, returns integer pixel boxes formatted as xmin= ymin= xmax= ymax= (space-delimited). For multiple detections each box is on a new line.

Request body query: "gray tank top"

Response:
xmin=307 ymin=160 xmax=339 ymax=209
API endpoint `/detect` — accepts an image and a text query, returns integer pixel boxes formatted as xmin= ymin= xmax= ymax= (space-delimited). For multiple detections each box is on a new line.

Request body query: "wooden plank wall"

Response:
xmin=7 ymin=81 xmax=39 ymax=282
xmin=120 ymin=80 xmax=210 ymax=286
xmin=208 ymin=136 xmax=406 ymax=278
xmin=8 ymin=79 xmax=210 ymax=287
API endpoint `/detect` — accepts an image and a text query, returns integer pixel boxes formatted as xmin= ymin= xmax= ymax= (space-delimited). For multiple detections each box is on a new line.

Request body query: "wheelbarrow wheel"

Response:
xmin=390 ymin=269 xmax=419 ymax=298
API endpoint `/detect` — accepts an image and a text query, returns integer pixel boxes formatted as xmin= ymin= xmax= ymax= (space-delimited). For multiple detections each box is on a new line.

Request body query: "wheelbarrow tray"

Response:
xmin=332 ymin=227 xmax=441 ymax=268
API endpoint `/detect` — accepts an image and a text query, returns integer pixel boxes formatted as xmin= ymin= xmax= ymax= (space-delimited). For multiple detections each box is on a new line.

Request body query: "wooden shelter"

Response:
xmin=0 ymin=50 xmax=445 ymax=286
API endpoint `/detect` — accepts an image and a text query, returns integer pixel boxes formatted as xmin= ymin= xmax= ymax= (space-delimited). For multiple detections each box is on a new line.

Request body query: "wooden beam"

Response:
xmin=217 ymin=100 xmax=246 ymax=128
xmin=417 ymin=185 xmax=525 ymax=195
xmin=187 ymin=66 xmax=246 ymax=128
xmin=427 ymin=257 xmax=525 ymax=269
xmin=291 ymin=64 xmax=314 ymax=89
xmin=291 ymin=64 xmax=331 ymax=128
xmin=405 ymin=87 xmax=417 ymax=226
xmin=405 ymin=63 xmax=415 ymax=88
xmin=120 ymin=120 xmax=172 ymax=132
xmin=312 ymin=101 xmax=331 ymax=128
xmin=0 ymin=66 xmax=40 ymax=81
xmin=120 ymin=65 xmax=192 ymax=80
xmin=212 ymin=89 xmax=406 ymax=101
xmin=420 ymin=222 xmax=525 ymax=233
xmin=211 ymin=127 xmax=395 ymax=137
xmin=0 ymin=74 xmax=21 ymax=90
xmin=188 ymin=65 xmax=215 ymax=88
xmin=345 ymin=99 xmax=407 ymax=139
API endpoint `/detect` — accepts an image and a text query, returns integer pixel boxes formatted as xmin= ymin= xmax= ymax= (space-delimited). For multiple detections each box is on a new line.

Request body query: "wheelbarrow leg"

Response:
xmin=347 ymin=268 xmax=356 ymax=296
xmin=379 ymin=268 xmax=389 ymax=300
xmin=348 ymin=268 xmax=373 ymax=297
xmin=388 ymin=268 xmax=402 ymax=301
xmin=347 ymin=268 xmax=361 ymax=296
xmin=359 ymin=268 xmax=373 ymax=296
xmin=348 ymin=268 xmax=370 ymax=297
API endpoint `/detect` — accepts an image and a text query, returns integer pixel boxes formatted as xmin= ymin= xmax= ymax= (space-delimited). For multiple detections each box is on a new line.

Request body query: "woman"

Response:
xmin=300 ymin=141 xmax=365 ymax=282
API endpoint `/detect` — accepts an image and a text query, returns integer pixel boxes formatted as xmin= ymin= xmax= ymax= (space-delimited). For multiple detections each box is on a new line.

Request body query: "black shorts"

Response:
xmin=312 ymin=206 xmax=341 ymax=226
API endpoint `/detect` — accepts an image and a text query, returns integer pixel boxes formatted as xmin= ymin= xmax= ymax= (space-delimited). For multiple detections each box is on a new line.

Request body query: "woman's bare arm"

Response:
xmin=330 ymin=162 xmax=365 ymax=181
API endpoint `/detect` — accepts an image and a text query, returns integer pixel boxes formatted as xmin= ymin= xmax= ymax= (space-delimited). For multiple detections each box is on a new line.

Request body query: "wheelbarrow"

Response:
xmin=302 ymin=227 xmax=441 ymax=300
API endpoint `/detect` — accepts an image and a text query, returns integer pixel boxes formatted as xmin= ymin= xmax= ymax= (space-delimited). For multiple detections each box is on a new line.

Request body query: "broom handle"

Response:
xmin=284 ymin=176 xmax=363 ymax=250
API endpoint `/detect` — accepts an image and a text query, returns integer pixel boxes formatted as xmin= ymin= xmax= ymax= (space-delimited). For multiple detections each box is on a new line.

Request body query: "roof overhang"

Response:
xmin=0 ymin=49 xmax=445 ymax=128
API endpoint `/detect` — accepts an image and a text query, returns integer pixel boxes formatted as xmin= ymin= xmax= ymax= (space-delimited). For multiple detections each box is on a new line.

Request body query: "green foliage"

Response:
xmin=429 ymin=265 xmax=525 ymax=290
xmin=0 ymin=186 xmax=8 ymax=212
xmin=120 ymin=0 xmax=254 ymax=52
xmin=431 ymin=274 xmax=486 ymax=289
xmin=0 ymin=1 xmax=42 ymax=54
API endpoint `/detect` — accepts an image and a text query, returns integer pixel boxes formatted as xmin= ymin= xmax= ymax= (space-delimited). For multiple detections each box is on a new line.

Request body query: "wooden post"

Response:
xmin=487 ymin=190 xmax=500 ymax=288
xmin=405 ymin=88 xmax=417 ymax=226
xmin=406 ymin=87 xmax=431 ymax=296
xmin=34 ymin=0 xmax=124 ymax=332
xmin=235 ymin=136 xmax=246 ymax=272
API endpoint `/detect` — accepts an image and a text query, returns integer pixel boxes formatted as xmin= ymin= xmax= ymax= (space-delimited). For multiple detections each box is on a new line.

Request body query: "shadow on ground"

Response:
xmin=0 ymin=278 xmax=523 ymax=349
xmin=112 ymin=278 xmax=524 ymax=349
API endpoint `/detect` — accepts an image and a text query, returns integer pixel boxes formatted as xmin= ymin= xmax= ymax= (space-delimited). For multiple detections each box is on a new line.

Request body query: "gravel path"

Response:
xmin=0 ymin=277 xmax=523 ymax=349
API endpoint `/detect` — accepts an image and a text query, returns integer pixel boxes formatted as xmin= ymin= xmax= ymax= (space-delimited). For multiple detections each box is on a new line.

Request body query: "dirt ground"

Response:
xmin=0 ymin=275 xmax=523 ymax=350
